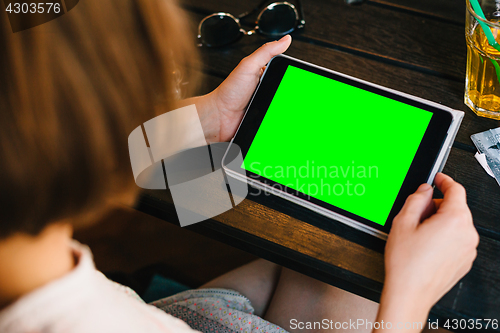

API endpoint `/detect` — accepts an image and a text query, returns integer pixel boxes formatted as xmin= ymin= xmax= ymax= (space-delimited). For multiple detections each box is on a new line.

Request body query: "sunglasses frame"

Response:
xmin=197 ymin=0 xmax=305 ymax=47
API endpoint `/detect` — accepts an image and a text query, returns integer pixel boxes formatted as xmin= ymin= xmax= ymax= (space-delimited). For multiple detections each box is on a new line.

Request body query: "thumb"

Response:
xmin=239 ymin=35 xmax=292 ymax=72
xmin=393 ymin=183 xmax=434 ymax=230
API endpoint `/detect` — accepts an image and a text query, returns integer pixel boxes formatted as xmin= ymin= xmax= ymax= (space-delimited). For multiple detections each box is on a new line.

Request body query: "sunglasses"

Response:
xmin=197 ymin=0 xmax=305 ymax=47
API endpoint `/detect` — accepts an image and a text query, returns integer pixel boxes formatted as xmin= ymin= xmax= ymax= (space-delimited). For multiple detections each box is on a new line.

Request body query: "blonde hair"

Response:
xmin=0 ymin=0 xmax=199 ymax=238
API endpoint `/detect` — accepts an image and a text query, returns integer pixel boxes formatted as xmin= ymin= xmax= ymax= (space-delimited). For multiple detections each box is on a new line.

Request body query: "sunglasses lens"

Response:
xmin=258 ymin=4 xmax=298 ymax=36
xmin=200 ymin=15 xmax=242 ymax=47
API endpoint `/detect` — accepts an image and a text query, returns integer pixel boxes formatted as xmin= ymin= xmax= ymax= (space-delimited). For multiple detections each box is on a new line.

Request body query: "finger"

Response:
xmin=420 ymin=195 xmax=438 ymax=221
xmin=433 ymin=198 xmax=443 ymax=210
xmin=433 ymin=173 xmax=467 ymax=211
xmin=393 ymin=183 xmax=433 ymax=230
xmin=239 ymin=35 xmax=292 ymax=72
xmin=259 ymin=66 xmax=266 ymax=77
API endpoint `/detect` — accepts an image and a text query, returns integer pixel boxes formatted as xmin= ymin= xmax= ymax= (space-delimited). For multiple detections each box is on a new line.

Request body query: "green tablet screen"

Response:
xmin=241 ymin=65 xmax=432 ymax=225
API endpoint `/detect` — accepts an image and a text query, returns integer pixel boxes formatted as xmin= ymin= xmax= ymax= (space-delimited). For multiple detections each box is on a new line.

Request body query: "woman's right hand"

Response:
xmin=375 ymin=173 xmax=479 ymax=332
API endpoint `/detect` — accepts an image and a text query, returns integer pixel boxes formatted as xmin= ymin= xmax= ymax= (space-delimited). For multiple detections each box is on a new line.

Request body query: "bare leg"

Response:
xmin=264 ymin=268 xmax=378 ymax=333
xmin=199 ymin=259 xmax=282 ymax=316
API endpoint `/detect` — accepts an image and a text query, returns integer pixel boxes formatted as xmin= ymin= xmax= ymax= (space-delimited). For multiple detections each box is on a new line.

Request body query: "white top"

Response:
xmin=0 ymin=242 xmax=199 ymax=333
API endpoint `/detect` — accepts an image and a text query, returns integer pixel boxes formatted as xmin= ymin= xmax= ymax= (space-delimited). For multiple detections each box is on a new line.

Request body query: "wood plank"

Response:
xmin=183 ymin=0 xmax=466 ymax=25
xmin=367 ymin=0 xmax=465 ymax=25
xmin=216 ymin=197 xmax=386 ymax=282
xmin=437 ymin=235 xmax=500 ymax=321
xmin=182 ymin=0 xmax=467 ymax=81
xmin=441 ymin=147 xmax=500 ymax=239
xmin=300 ymin=0 xmax=465 ymax=80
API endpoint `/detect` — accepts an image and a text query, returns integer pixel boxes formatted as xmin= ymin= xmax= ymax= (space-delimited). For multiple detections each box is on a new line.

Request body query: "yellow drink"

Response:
xmin=465 ymin=21 xmax=500 ymax=119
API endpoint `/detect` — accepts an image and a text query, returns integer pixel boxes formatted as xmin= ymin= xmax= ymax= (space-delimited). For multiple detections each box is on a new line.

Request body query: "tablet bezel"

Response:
xmin=223 ymin=55 xmax=453 ymax=235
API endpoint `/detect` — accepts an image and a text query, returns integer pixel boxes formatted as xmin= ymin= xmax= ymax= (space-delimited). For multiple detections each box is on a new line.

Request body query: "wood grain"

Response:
xmin=214 ymin=198 xmax=385 ymax=282
xmin=367 ymin=0 xmax=465 ymax=25
xmin=183 ymin=11 xmax=500 ymax=149
xmin=182 ymin=0 xmax=466 ymax=80
xmin=442 ymin=148 xmax=500 ymax=239
xmin=186 ymin=3 xmax=494 ymax=151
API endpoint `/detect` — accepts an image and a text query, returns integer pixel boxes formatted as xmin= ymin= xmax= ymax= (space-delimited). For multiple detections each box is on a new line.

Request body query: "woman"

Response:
xmin=0 ymin=0 xmax=478 ymax=332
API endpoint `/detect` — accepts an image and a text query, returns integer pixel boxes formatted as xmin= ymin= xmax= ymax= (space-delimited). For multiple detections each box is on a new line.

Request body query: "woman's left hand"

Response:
xmin=194 ymin=35 xmax=292 ymax=142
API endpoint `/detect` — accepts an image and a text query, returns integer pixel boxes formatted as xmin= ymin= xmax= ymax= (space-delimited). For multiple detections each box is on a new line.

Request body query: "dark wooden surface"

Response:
xmin=137 ymin=0 xmax=500 ymax=329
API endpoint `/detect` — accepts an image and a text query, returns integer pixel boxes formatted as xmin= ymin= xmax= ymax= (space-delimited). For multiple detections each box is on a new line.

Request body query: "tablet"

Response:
xmin=222 ymin=55 xmax=464 ymax=239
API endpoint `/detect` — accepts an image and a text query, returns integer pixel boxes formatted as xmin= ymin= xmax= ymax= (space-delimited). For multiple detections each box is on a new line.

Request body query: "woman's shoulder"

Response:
xmin=0 ymin=241 xmax=198 ymax=333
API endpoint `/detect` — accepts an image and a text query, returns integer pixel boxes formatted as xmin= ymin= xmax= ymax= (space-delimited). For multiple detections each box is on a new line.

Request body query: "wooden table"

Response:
xmin=137 ymin=0 xmax=500 ymax=329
